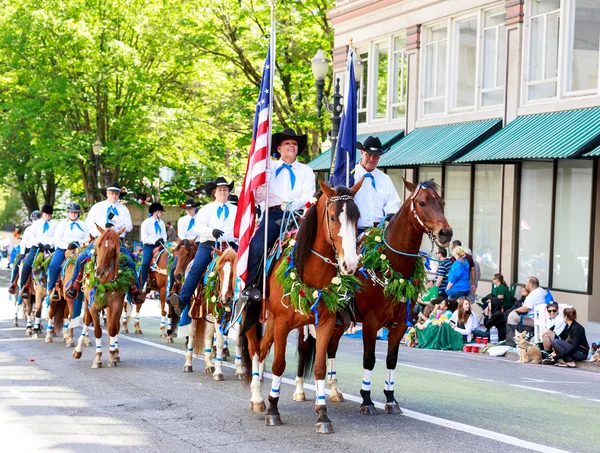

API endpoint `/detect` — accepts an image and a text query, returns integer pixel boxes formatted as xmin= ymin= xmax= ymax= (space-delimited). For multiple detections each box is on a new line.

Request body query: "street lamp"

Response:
xmin=92 ymin=138 xmax=103 ymax=188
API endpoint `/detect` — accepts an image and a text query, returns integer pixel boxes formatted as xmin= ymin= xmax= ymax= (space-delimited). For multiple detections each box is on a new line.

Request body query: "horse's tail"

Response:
xmin=53 ymin=298 xmax=66 ymax=336
xmin=192 ymin=318 xmax=206 ymax=357
xmin=297 ymin=327 xmax=316 ymax=379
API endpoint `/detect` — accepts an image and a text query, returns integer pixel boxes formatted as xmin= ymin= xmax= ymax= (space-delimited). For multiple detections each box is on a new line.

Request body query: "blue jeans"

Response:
xmin=178 ymin=242 xmax=214 ymax=309
xmin=246 ymin=209 xmax=284 ymax=286
xmin=19 ymin=246 xmax=39 ymax=288
xmin=11 ymin=254 xmax=24 ymax=284
xmin=448 ymin=289 xmax=470 ymax=300
xmin=46 ymin=248 xmax=66 ymax=299
xmin=140 ymin=244 xmax=155 ymax=289
xmin=167 ymin=255 xmax=178 ymax=293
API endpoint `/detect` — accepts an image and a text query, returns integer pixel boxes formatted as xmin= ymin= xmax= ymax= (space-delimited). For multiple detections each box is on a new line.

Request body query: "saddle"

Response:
xmin=148 ymin=245 xmax=169 ymax=291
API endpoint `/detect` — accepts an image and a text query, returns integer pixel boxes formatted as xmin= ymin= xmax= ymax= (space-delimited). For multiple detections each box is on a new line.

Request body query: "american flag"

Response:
xmin=234 ymin=47 xmax=272 ymax=284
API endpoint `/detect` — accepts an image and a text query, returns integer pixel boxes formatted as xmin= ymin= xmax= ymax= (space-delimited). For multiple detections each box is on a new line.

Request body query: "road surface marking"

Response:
xmin=523 ymin=377 xmax=589 ymax=384
xmin=397 ymin=363 xmax=468 ymax=377
xmin=116 ymin=333 xmax=568 ymax=453
xmin=475 ymin=378 xmax=495 ymax=382
xmin=511 ymin=384 xmax=585 ymax=400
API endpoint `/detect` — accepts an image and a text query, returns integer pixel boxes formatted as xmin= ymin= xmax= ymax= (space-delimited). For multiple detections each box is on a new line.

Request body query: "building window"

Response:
xmin=567 ymin=0 xmax=600 ymax=93
xmin=481 ymin=8 xmax=507 ymax=107
xmin=423 ymin=24 xmax=448 ymax=115
xmin=452 ymin=16 xmax=478 ymax=109
xmin=445 ymin=166 xmax=472 ymax=249
xmin=552 ymin=160 xmax=593 ymax=292
xmin=526 ymin=0 xmax=561 ymax=101
xmin=358 ymin=49 xmax=369 ymax=123
xmin=518 ymin=162 xmax=553 ymax=287
xmin=392 ymin=35 xmax=407 ymax=119
xmin=385 ymin=168 xmax=407 ymax=204
xmin=473 ymin=164 xmax=502 ymax=281
xmin=374 ymin=41 xmax=389 ymax=120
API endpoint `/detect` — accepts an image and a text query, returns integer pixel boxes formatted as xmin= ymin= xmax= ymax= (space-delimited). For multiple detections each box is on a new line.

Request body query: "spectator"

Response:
xmin=450 ymin=240 xmax=477 ymax=300
xmin=506 ymin=277 xmax=547 ymax=346
xmin=540 ymin=302 xmax=567 ymax=353
xmin=492 ymin=273 xmax=511 ymax=310
xmin=414 ymin=280 xmax=439 ymax=317
xmin=434 ymin=248 xmax=451 ymax=298
xmin=473 ymin=296 xmax=507 ymax=341
xmin=446 ymin=246 xmax=471 ymax=300
xmin=543 ymin=307 xmax=589 ymax=367
xmin=166 ymin=222 xmax=177 ymax=242
xmin=449 ymin=297 xmax=477 ymax=343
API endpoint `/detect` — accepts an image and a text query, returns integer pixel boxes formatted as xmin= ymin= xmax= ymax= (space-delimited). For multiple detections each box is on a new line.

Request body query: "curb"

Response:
xmin=500 ymin=349 xmax=600 ymax=371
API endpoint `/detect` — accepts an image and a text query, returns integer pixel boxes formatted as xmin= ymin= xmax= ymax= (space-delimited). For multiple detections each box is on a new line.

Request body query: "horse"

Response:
xmin=185 ymin=247 xmax=244 ymax=380
xmin=44 ymin=250 xmax=77 ymax=345
xmin=239 ymin=179 xmax=363 ymax=434
xmin=143 ymin=242 xmax=175 ymax=340
xmin=72 ymin=225 xmax=132 ymax=368
xmin=26 ymin=250 xmax=51 ymax=339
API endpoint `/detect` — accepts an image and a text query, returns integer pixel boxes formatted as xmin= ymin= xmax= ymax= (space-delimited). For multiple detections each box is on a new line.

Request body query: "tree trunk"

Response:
xmin=44 ymin=172 xmax=57 ymax=206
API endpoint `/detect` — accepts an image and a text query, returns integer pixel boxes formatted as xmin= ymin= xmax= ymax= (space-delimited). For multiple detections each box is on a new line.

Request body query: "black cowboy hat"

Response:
xmin=271 ymin=128 xmax=308 ymax=155
xmin=359 ymin=136 xmax=384 ymax=156
xmin=204 ymin=177 xmax=234 ymax=195
xmin=101 ymin=181 xmax=128 ymax=199
xmin=149 ymin=202 xmax=165 ymax=214
xmin=180 ymin=197 xmax=200 ymax=209
xmin=41 ymin=204 xmax=54 ymax=215
xmin=228 ymin=194 xmax=239 ymax=206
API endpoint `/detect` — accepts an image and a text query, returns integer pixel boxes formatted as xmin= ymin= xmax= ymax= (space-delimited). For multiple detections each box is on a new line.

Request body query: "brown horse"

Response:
xmin=57 ymin=249 xmax=87 ymax=348
xmin=72 ymin=225 xmax=129 ymax=368
xmin=143 ymin=243 xmax=172 ymax=340
xmin=354 ymin=179 xmax=452 ymax=414
xmin=239 ymin=180 xmax=363 ymax=434
xmin=26 ymin=251 xmax=51 ymax=339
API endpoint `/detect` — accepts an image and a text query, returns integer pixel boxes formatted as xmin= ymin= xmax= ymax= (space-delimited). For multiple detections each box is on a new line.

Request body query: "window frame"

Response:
xmin=391 ymin=33 xmax=408 ymax=120
xmin=421 ymin=19 xmax=451 ymax=117
xmin=450 ymin=13 xmax=481 ymax=112
xmin=480 ymin=6 xmax=508 ymax=109
xmin=357 ymin=46 xmax=369 ymax=124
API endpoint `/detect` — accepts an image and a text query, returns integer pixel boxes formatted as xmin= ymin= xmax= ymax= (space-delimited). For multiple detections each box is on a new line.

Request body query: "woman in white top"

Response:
xmin=450 ymin=297 xmax=478 ymax=343
xmin=541 ymin=301 xmax=567 ymax=352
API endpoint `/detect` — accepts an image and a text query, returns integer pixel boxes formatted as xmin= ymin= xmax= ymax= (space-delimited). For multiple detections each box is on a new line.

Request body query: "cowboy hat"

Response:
xmin=101 ymin=181 xmax=128 ymax=199
xmin=359 ymin=136 xmax=384 ymax=156
xmin=180 ymin=197 xmax=200 ymax=209
xmin=41 ymin=204 xmax=54 ymax=215
xmin=149 ymin=202 xmax=165 ymax=214
xmin=271 ymin=128 xmax=308 ymax=155
xmin=203 ymin=177 xmax=234 ymax=195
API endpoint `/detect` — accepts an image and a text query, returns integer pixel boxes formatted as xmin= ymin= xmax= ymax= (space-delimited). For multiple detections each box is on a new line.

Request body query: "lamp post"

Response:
xmin=311 ymin=47 xmax=364 ymax=169
xmin=92 ymin=138 xmax=103 ymax=189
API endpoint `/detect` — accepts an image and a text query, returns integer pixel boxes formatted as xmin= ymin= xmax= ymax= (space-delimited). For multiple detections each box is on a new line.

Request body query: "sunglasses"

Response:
xmin=547 ymin=309 xmax=557 ymax=313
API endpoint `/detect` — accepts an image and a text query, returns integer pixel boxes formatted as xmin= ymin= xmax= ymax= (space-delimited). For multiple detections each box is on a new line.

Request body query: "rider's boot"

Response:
xmin=51 ymin=288 xmax=61 ymax=301
xmin=65 ymin=280 xmax=81 ymax=300
xmin=168 ymin=293 xmax=182 ymax=316
xmin=8 ymin=281 xmax=17 ymax=295
xmin=20 ymin=284 xmax=30 ymax=300
xmin=130 ymin=285 xmax=144 ymax=305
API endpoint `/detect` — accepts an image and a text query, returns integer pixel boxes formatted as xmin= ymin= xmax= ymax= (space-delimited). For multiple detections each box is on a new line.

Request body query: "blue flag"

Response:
xmin=329 ymin=50 xmax=357 ymax=188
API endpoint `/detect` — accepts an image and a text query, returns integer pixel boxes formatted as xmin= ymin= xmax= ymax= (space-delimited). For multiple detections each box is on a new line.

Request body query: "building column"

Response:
xmin=504 ymin=0 xmax=525 ymax=125
xmin=589 ymin=158 xmax=600 ymax=321
xmin=500 ymin=164 xmax=518 ymax=284
xmin=405 ymin=25 xmax=421 ymax=134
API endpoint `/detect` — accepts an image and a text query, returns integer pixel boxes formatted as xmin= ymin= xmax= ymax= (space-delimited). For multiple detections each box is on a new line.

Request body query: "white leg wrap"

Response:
xmin=135 ymin=312 xmax=140 ymax=322
xmin=385 ymin=369 xmax=395 ymax=392
xmin=109 ymin=336 xmax=118 ymax=352
xmin=235 ymin=346 xmax=243 ymax=374
xmin=95 ymin=337 xmax=102 ymax=351
xmin=47 ymin=318 xmax=54 ymax=331
xmin=270 ymin=375 xmax=282 ymax=399
xmin=327 ymin=358 xmax=337 ymax=382
xmin=361 ymin=369 xmax=372 ymax=392
xmin=294 ymin=376 xmax=305 ymax=396
xmin=259 ymin=361 xmax=265 ymax=381
xmin=315 ymin=379 xmax=326 ymax=406
xmin=250 ymin=354 xmax=263 ymax=404
xmin=160 ymin=315 xmax=166 ymax=326
xmin=35 ymin=317 xmax=41 ymax=327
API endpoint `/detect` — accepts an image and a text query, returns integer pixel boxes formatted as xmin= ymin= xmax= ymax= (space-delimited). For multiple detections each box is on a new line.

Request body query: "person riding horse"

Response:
xmin=353 ymin=136 xmax=401 ymax=233
xmin=8 ymin=210 xmax=41 ymax=295
xmin=139 ymin=202 xmax=167 ymax=293
xmin=19 ymin=204 xmax=56 ymax=300
xmin=167 ymin=198 xmax=200 ymax=294
xmin=169 ymin=177 xmax=238 ymax=315
xmin=65 ymin=182 xmax=143 ymax=304
xmin=46 ymin=202 xmax=90 ymax=304
xmin=242 ymin=128 xmax=316 ymax=301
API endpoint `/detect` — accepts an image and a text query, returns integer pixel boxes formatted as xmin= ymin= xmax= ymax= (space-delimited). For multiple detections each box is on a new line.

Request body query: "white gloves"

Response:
xmin=264 ymin=168 xmax=272 ymax=182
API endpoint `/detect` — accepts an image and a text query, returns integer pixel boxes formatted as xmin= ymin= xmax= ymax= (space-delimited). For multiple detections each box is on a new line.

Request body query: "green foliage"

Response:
xmin=361 ymin=227 xmax=427 ymax=303
xmin=203 ymin=258 xmax=228 ymax=319
xmin=83 ymin=253 xmax=135 ymax=309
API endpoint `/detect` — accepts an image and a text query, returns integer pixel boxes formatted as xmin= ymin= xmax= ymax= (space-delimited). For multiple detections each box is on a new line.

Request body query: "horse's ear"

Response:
xmin=349 ymin=176 xmax=365 ymax=196
xmin=318 ymin=180 xmax=335 ymax=199
xmin=96 ymin=224 xmax=105 ymax=234
xmin=117 ymin=227 xmax=126 ymax=236
xmin=212 ymin=247 xmax=223 ymax=256
xmin=403 ymin=177 xmax=417 ymax=194
xmin=192 ymin=236 xmax=198 ymax=243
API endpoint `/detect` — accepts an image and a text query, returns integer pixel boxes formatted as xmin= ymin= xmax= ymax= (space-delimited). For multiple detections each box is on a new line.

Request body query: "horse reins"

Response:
xmin=314 ymin=194 xmax=355 ymax=268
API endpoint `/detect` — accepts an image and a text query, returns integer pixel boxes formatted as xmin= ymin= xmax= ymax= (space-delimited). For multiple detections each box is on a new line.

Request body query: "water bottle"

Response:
xmin=490 ymin=327 xmax=498 ymax=344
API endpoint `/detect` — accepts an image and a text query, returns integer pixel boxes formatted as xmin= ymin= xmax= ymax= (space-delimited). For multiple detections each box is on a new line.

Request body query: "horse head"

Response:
xmin=403 ymin=178 xmax=453 ymax=247
xmin=94 ymin=225 xmax=125 ymax=281
xmin=317 ymin=178 xmax=364 ymax=276
xmin=173 ymin=238 xmax=197 ymax=280
xmin=216 ymin=248 xmax=237 ymax=306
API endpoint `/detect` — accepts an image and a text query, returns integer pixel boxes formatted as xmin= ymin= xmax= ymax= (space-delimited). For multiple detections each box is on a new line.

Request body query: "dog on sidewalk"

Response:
xmin=515 ymin=330 xmax=542 ymax=364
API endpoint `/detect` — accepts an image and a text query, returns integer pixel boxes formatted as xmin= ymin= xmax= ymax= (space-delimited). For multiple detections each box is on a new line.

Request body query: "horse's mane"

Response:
xmin=294 ymin=186 xmax=360 ymax=277
xmin=419 ymin=178 xmax=442 ymax=195
xmin=175 ymin=239 xmax=193 ymax=254
xmin=217 ymin=247 xmax=237 ymax=266
xmin=96 ymin=227 xmax=121 ymax=251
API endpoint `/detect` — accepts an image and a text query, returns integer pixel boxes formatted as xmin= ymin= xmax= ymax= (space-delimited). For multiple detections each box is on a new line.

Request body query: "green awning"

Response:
xmin=307 ymin=129 xmax=404 ymax=171
xmin=378 ymin=119 xmax=502 ymax=168
xmin=585 ymin=146 xmax=600 ymax=157
xmin=456 ymin=108 xmax=600 ymax=163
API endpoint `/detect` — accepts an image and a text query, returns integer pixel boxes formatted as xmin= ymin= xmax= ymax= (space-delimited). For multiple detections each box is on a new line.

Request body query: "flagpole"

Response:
xmin=261 ymin=0 xmax=276 ymax=323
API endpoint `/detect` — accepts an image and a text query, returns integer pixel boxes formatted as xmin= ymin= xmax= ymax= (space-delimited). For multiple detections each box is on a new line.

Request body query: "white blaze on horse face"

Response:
xmin=221 ymin=262 xmax=231 ymax=302
xmin=338 ymin=204 xmax=358 ymax=275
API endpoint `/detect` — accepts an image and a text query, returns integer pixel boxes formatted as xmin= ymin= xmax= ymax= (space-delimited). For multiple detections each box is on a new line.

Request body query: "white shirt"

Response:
xmin=141 ymin=216 xmax=167 ymax=245
xmin=54 ymin=219 xmax=90 ymax=250
xmin=21 ymin=225 xmax=35 ymax=251
xmin=354 ymin=164 xmax=401 ymax=229
xmin=523 ymin=287 xmax=547 ymax=314
xmin=177 ymin=214 xmax=197 ymax=241
xmin=450 ymin=311 xmax=477 ymax=343
xmin=30 ymin=218 xmax=58 ymax=247
xmin=195 ymin=201 xmax=237 ymax=243
xmin=255 ymin=159 xmax=316 ymax=211
xmin=86 ymin=200 xmax=133 ymax=238
xmin=545 ymin=312 xmax=566 ymax=337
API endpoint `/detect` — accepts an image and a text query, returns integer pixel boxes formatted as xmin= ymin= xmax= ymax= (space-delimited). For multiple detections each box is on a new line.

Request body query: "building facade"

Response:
xmin=312 ymin=0 xmax=600 ymax=322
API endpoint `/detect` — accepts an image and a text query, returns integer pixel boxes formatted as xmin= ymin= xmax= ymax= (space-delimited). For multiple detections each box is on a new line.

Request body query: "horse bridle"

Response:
xmin=319 ymin=194 xmax=355 ymax=267
xmin=409 ymin=185 xmax=437 ymax=244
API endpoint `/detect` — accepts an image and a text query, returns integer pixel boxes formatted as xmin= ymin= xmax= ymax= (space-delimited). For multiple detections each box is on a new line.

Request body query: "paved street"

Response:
xmin=0 ymin=267 xmax=597 ymax=453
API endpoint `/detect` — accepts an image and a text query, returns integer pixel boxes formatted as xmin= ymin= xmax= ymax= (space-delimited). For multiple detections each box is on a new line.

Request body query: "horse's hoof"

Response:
xmin=122 ymin=329 xmax=129 ymax=334
xmin=235 ymin=372 xmax=245 ymax=381
xmin=316 ymin=422 xmax=335 ymax=434
xmin=66 ymin=341 xmax=75 ymax=348
xmin=72 ymin=350 xmax=82 ymax=359
xmin=33 ymin=333 xmax=40 ymax=339
xmin=385 ymin=403 xmax=402 ymax=415
xmin=44 ymin=336 xmax=52 ymax=343
xmin=205 ymin=366 xmax=215 ymax=374
xmin=183 ymin=365 xmax=193 ymax=373
xmin=115 ymin=356 xmax=121 ymax=363
xmin=107 ymin=360 xmax=118 ymax=368
xmin=159 ymin=333 xmax=167 ymax=339
xmin=12 ymin=318 xmax=18 ymax=327
xmin=91 ymin=361 xmax=102 ymax=369
xmin=330 ymin=393 xmax=345 ymax=403
xmin=213 ymin=373 xmax=224 ymax=381
xmin=25 ymin=329 xmax=32 ymax=337
xmin=52 ymin=332 xmax=57 ymax=338
xmin=265 ymin=414 xmax=282 ymax=426
xmin=360 ymin=405 xmax=378 ymax=416
xmin=135 ymin=329 xmax=143 ymax=335
xmin=250 ymin=401 xmax=265 ymax=413
xmin=293 ymin=392 xmax=306 ymax=402
xmin=166 ymin=337 xmax=174 ymax=344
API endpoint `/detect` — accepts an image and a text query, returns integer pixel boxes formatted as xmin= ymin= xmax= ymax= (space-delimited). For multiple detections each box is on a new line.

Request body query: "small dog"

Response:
xmin=515 ymin=330 xmax=542 ymax=364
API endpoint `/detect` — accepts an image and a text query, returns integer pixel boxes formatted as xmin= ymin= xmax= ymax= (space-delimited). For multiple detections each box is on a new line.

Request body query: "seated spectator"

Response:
xmin=504 ymin=286 xmax=527 ymax=322
xmin=449 ymin=297 xmax=477 ymax=343
xmin=414 ymin=280 xmax=439 ymax=316
xmin=415 ymin=302 xmax=463 ymax=351
xmin=540 ymin=302 xmax=567 ymax=352
xmin=506 ymin=276 xmax=547 ymax=346
xmin=492 ymin=273 xmax=512 ymax=311
xmin=446 ymin=246 xmax=471 ymax=300
xmin=473 ymin=297 xmax=507 ymax=341
xmin=406 ymin=303 xmax=437 ymax=347
xmin=543 ymin=308 xmax=589 ymax=367
xmin=434 ymin=248 xmax=451 ymax=298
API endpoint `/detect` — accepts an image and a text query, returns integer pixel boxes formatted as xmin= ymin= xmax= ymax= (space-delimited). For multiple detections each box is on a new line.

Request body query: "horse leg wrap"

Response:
xmin=361 ymin=369 xmax=372 ymax=392
xmin=314 ymin=379 xmax=327 ymax=406
xmin=384 ymin=369 xmax=395 ymax=392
